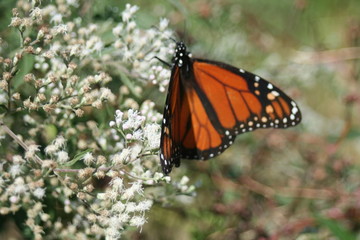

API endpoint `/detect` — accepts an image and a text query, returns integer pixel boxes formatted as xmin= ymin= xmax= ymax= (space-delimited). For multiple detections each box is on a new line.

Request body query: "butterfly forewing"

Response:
xmin=192 ymin=59 xmax=301 ymax=134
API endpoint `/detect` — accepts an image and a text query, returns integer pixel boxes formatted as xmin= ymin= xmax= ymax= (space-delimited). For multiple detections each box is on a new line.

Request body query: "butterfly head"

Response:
xmin=173 ymin=41 xmax=192 ymax=67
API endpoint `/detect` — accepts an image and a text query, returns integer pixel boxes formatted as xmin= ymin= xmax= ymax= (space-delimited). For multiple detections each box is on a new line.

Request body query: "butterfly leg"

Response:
xmin=153 ymin=56 xmax=172 ymax=67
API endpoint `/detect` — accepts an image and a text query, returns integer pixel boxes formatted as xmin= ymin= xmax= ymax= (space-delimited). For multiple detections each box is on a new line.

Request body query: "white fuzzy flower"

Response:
xmin=105 ymin=226 xmax=121 ymax=240
xmin=115 ymin=110 xmax=123 ymax=127
xmin=51 ymin=24 xmax=68 ymax=35
xmin=92 ymin=40 xmax=104 ymax=53
xmin=153 ymin=172 xmax=164 ymax=180
xmin=110 ymin=177 xmax=124 ymax=193
xmin=50 ymin=42 xmax=62 ymax=52
xmin=80 ymin=48 xmax=91 ymax=58
xmin=164 ymin=176 xmax=171 ymax=183
xmin=69 ymin=44 xmax=82 ymax=56
xmin=159 ymin=18 xmax=169 ymax=31
xmin=180 ymin=176 xmax=190 ymax=185
xmin=0 ymin=93 xmax=6 ymax=104
xmin=112 ymin=148 xmax=131 ymax=165
xmin=57 ymin=150 xmax=69 ymax=164
xmin=121 ymin=181 xmax=143 ymax=200
xmin=54 ymin=136 xmax=66 ymax=148
xmin=143 ymin=123 xmax=160 ymax=149
xmin=111 ymin=153 xmax=122 ymax=165
xmin=112 ymin=202 xmax=125 ymax=213
xmin=13 ymin=184 xmax=28 ymax=195
xmin=126 ymin=21 xmax=136 ymax=31
xmin=92 ymin=99 xmax=102 ymax=109
xmin=109 ymin=121 xmax=116 ymax=127
xmin=123 ymin=109 xmax=145 ymax=130
xmin=112 ymin=24 xmax=123 ymax=36
xmin=13 ymin=177 xmax=28 ymax=195
xmin=118 ymin=213 xmax=130 ymax=223
xmin=45 ymin=144 xmax=58 ymax=155
xmin=29 ymin=7 xmax=43 ymax=21
xmin=122 ymin=4 xmax=139 ymax=22
xmin=137 ymin=200 xmax=152 ymax=212
xmin=100 ymin=88 xmax=112 ymax=100
xmin=125 ymin=202 xmax=137 ymax=213
xmin=25 ymin=144 xmax=40 ymax=160
xmin=89 ymin=24 xmax=98 ymax=32
xmin=9 ymin=195 xmax=19 ymax=203
xmin=123 ymin=48 xmax=132 ymax=61
xmin=51 ymin=13 xmax=63 ymax=24
xmin=129 ymin=216 xmax=146 ymax=228
xmin=42 ymin=50 xmax=56 ymax=59
xmin=130 ymin=144 xmax=142 ymax=161
xmin=128 ymin=4 xmax=139 ymax=14
xmin=33 ymin=187 xmax=46 ymax=199
xmin=106 ymin=190 xmax=118 ymax=201
xmin=132 ymin=129 xmax=143 ymax=140
xmin=97 ymin=193 xmax=106 ymax=200
xmin=126 ymin=133 xmax=132 ymax=140
xmin=12 ymin=155 xmax=25 ymax=164
xmin=159 ymin=69 xmax=170 ymax=78
xmin=9 ymin=164 xmax=22 ymax=177
xmin=82 ymin=152 xmax=94 ymax=166
xmin=9 ymin=17 xmax=22 ymax=27
xmin=66 ymin=0 xmax=79 ymax=7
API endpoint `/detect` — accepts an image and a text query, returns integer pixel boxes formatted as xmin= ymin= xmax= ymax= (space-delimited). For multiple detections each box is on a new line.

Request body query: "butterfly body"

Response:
xmin=160 ymin=42 xmax=301 ymax=174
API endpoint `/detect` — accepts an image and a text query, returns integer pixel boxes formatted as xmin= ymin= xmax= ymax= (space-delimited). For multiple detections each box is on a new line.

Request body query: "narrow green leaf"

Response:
xmin=315 ymin=215 xmax=356 ymax=240
xmin=62 ymin=149 xmax=93 ymax=167
xmin=118 ymin=72 xmax=141 ymax=99
xmin=12 ymin=54 xmax=35 ymax=89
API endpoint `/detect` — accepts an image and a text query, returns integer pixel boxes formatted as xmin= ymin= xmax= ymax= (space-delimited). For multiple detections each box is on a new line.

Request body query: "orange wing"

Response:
xmin=160 ymin=66 xmax=182 ymax=174
xmin=192 ymin=59 xmax=301 ymax=135
xmin=160 ymin=42 xmax=301 ymax=175
xmin=160 ymin=64 xmax=237 ymax=174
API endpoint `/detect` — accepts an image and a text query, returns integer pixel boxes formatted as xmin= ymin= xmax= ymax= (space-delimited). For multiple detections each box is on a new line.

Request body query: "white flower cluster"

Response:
xmin=109 ymin=105 xmax=161 ymax=167
xmin=96 ymin=178 xmax=152 ymax=238
xmin=0 ymin=154 xmax=47 ymax=239
xmin=10 ymin=4 xmax=116 ymax=119
xmin=0 ymin=1 xmax=195 ymax=239
xmin=112 ymin=4 xmax=175 ymax=92
xmin=44 ymin=135 xmax=69 ymax=164
xmin=109 ymin=100 xmax=162 ymax=150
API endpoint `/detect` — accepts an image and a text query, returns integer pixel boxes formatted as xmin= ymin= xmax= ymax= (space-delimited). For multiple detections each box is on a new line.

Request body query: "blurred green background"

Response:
xmin=2 ymin=0 xmax=360 ymax=239
xmin=136 ymin=1 xmax=360 ymax=239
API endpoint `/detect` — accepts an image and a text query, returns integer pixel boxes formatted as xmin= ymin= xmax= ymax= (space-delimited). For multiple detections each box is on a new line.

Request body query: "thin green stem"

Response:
xmin=0 ymin=121 xmax=43 ymax=165
xmin=7 ymin=78 xmax=11 ymax=111
xmin=18 ymin=28 xmax=24 ymax=48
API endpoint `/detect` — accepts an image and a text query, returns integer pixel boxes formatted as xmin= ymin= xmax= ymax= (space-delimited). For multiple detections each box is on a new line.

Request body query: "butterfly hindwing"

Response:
xmin=178 ymin=78 xmax=237 ymax=161
xmin=160 ymin=67 xmax=182 ymax=174
xmin=160 ymin=63 xmax=239 ymax=173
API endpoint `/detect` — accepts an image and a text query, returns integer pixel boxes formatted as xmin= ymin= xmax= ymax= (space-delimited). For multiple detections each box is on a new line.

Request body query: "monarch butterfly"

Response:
xmin=159 ymin=41 xmax=301 ymax=174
